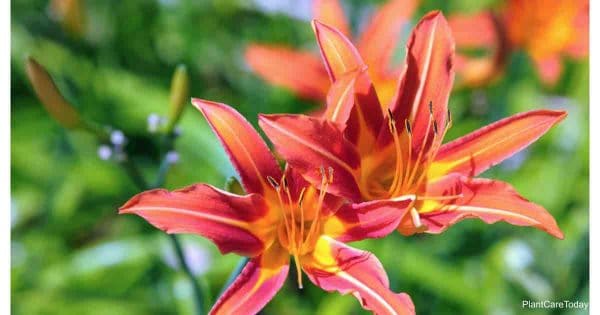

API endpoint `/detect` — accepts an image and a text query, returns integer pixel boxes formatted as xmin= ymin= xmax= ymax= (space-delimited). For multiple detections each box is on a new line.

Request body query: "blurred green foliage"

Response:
xmin=11 ymin=0 xmax=588 ymax=314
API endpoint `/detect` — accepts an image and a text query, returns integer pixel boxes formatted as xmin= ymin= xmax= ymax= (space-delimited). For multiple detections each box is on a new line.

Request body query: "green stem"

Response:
xmin=120 ymin=158 xmax=148 ymax=190
xmin=218 ymin=257 xmax=250 ymax=296
xmin=169 ymin=234 xmax=205 ymax=315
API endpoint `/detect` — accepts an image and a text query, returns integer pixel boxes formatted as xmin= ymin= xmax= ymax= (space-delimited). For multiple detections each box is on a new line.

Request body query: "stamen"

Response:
xmin=267 ymin=176 xmax=279 ymax=190
xmin=399 ymin=120 xmax=413 ymax=193
xmin=302 ymin=167 xmax=331 ymax=251
xmin=405 ymin=119 xmax=412 ymax=135
xmin=298 ymin=187 xmax=306 ymax=204
xmin=274 ymin=180 xmax=292 ymax=251
xmin=399 ymin=112 xmax=432 ymax=194
xmin=388 ymin=117 xmax=396 ymax=134
xmin=282 ymin=176 xmax=289 ymax=190
xmin=283 ymin=178 xmax=296 ymax=255
xmin=298 ymin=187 xmax=306 ymax=257
xmin=388 ymin=115 xmax=404 ymax=195
xmin=411 ymin=109 xmax=453 ymax=190
xmin=399 ymin=100 xmax=440 ymax=194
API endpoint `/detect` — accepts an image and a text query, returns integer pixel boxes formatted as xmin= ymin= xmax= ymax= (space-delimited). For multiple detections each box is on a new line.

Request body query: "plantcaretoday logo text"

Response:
xmin=522 ymin=300 xmax=588 ymax=310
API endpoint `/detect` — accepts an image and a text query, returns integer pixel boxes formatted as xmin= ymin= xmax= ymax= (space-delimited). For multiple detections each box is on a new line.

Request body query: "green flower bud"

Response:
xmin=165 ymin=64 xmax=189 ymax=133
xmin=25 ymin=57 xmax=83 ymax=129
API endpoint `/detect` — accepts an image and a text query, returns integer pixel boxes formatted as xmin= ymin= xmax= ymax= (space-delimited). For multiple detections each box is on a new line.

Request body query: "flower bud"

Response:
xmin=51 ymin=0 xmax=86 ymax=37
xmin=165 ymin=64 xmax=189 ymax=133
xmin=25 ymin=57 xmax=83 ymax=129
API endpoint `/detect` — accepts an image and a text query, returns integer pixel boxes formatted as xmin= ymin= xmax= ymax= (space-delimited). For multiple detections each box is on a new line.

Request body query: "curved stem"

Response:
xmin=169 ymin=234 xmax=205 ymax=315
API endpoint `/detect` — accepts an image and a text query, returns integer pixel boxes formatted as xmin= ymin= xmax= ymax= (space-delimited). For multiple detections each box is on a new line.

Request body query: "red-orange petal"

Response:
xmin=323 ymin=69 xmax=359 ymax=129
xmin=390 ymin=11 xmax=455 ymax=156
xmin=259 ymin=114 xmax=362 ymax=202
xmin=119 ymin=184 xmax=273 ymax=256
xmin=312 ymin=19 xmax=364 ymax=82
xmin=304 ymin=236 xmax=415 ymax=315
xmin=429 ymin=110 xmax=567 ymax=178
xmin=312 ymin=0 xmax=351 ymax=37
xmin=245 ymin=44 xmax=330 ymax=100
xmin=357 ymin=0 xmax=418 ymax=76
xmin=406 ymin=175 xmax=563 ymax=239
xmin=210 ymin=244 xmax=289 ymax=315
xmin=324 ymin=197 xmax=414 ymax=242
xmin=192 ymin=99 xmax=283 ymax=196
xmin=312 ymin=19 xmax=385 ymax=152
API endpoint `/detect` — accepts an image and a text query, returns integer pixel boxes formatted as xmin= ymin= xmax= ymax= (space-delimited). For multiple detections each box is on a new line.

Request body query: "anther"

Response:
xmin=298 ymin=187 xmax=306 ymax=205
xmin=387 ymin=108 xmax=394 ymax=119
xmin=433 ymin=120 xmax=439 ymax=135
xmin=405 ymin=119 xmax=412 ymax=135
xmin=388 ymin=118 xmax=396 ymax=133
xmin=428 ymin=101 xmax=433 ymax=115
xmin=319 ymin=165 xmax=326 ymax=181
xmin=327 ymin=166 xmax=334 ymax=183
xmin=267 ymin=176 xmax=280 ymax=190
xmin=282 ymin=177 xmax=289 ymax=190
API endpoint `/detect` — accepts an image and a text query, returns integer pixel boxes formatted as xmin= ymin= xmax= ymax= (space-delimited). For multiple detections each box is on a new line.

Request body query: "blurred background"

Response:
xmin=11 ymin=0 xmax=588 ymax=314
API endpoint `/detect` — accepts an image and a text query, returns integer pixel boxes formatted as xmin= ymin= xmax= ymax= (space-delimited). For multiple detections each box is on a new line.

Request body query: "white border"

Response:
xmin=3 ymin=0 xmax=595 ymax=312
xmin=589 ymin=0 xmax=597 ymax=310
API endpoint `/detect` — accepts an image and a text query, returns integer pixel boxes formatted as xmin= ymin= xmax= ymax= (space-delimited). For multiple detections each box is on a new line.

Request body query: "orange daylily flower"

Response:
xmin=120 ymin=100 xmax=415 ymax=314
xmin=448 ymin=11 xmax=509 ymax=87
xmin=259 ymin=12 xmax=566 ymax=239
xmin=246 ymin=0 xmax=418 ymax=106
xmin=450 ymin=0 xmax=589 ymax=85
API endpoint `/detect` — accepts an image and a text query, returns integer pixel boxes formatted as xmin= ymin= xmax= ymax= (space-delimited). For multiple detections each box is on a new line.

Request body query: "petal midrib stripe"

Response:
xmin=337 ymin=271 xmax=400 ymax=315
xmin=128 ymin=206 xmax=251 ymax=229
xmin=444 ymin=205 xmax=541 ymax=225
xmin=210 ymin=112 xmax=271 ymax=192
xmin=440 ymin=118 xmax=554 ymax=169
xmin=262 ymin=118 xmax=358 ymax=176
xmin=409 ymin=17 xmax=438 ymax=120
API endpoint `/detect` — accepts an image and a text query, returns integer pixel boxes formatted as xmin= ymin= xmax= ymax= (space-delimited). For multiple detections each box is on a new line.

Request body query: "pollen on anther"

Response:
xmin=267 ymin=176 xmax=279 ymax=190
xmin=405 ymin=119 xmax=412 ymax=135
xmin=298 ymin=187 xmax=306 ymax=205
xmin=282 ymin=177 xmax=289 ymax=190
xmin=433 ymin=120 xmax=439 ymax=135
xmin=387 ymin=108 xmax=394 ymax=119
xmin=428 ymin=101 xmax=433 ymax=115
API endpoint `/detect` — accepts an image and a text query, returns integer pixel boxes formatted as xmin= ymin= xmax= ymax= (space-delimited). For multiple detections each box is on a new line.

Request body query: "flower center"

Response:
xmin=267 ymin=167 xmax=333 ymax=288
xmin=360 ymin=103 xmax=463 ymax=228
